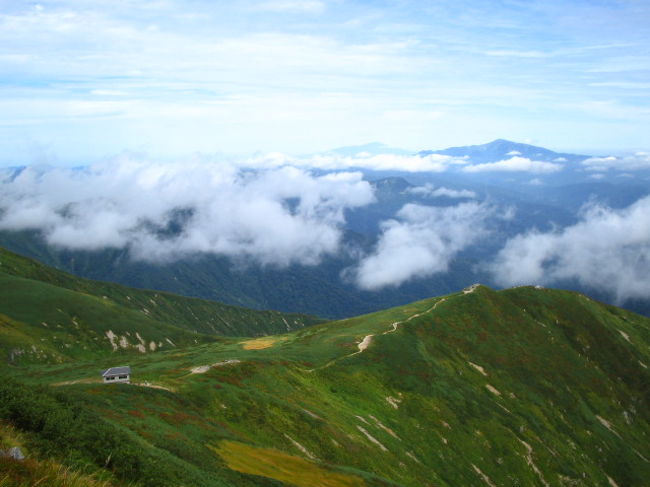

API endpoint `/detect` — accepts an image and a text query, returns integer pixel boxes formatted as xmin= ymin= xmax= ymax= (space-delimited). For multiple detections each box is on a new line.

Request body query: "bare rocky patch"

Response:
xmin=469 ymin=361 xmax=488 ymax=376
xmin=190 ymin=359 xmax=241 ymax=374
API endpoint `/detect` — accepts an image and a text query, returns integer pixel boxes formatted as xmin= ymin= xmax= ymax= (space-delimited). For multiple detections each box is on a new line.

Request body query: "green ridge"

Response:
xmin=1 ymin=251 xmax=649 ymax=486
xmin=0 ymin=246 xmax=321 ymax=364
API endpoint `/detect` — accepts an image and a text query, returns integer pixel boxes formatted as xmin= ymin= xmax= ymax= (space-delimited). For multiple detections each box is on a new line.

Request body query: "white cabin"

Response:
xmin=102 ymin=366 xmax=131 ymax=384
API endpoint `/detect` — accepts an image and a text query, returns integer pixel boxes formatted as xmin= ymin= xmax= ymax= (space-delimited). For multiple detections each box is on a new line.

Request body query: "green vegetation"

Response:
xmin=0 ymin=246 xmax=321 ymax=364
xmin=213 ymin=440 xmax=366 ymax=487
xmin=0 ymin=379 xmax=224 ymax=487
xmin=1 ymin=248 xmax=649 ymax=486
xmin=0 ymin=456 xmax=120 ymax=487
xmin=0 ymin=229 xmax=476 ymax=319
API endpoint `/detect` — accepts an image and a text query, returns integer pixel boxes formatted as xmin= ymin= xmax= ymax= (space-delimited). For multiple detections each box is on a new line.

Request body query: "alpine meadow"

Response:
xmin=1 ymin=1 xmax=649 ymax=486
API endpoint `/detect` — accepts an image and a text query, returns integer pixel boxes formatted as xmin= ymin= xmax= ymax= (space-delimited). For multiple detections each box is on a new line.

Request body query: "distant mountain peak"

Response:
xmin=369 ymin=176 xmax=414 ymax=193
xmin=488 ymin=138 xmax=517 ymax=145
xmin=418 ymin=139 xmax=590 ymax=164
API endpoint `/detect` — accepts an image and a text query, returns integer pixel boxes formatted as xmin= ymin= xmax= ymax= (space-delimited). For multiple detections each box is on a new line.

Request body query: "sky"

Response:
xmin=1 ymin=0 xmax=650 ymax=165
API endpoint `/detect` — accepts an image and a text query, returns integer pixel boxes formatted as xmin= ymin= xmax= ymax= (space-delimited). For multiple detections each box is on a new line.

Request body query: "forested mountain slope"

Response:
xmin=0 ymin=246 xmax=320 ymax=364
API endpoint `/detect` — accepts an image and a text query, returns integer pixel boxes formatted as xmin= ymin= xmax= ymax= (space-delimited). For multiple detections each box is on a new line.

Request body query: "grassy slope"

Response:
xmin=0 ymin=246 xmax=321 ymax=363
xmin=4 ymin=285 xmax=649 ymax=486
xmin=0 ymin=422 xmax=124 ymax=487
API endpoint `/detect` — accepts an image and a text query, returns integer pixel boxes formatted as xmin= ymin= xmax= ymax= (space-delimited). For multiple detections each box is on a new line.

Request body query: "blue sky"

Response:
xmin=1 ymin=0 xmax=649 ymax=164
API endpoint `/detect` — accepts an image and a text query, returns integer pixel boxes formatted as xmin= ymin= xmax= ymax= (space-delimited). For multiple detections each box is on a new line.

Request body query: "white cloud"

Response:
xmin=1 ymin=1 xmax=649 ymax=160
xmin=589 ymin=81 xmax=650 ymax=89
xmin=248 ymin=152 xmax=469 ymax=173
xmin=342 ymin=153 xmax=460 ymax=172
xmin=381 ymin=110 xmax=444 ymax=122
xmin=490 ymin=197 xmax=650 ymax=302
xmin=0 ymin=159 xmax=374 ymax=266
xmin=575 ymin=100 xmax=650 ymax=121
xmin=254 ymin=1 xmax=326 ymax=13
xmin=463 ymin=156 xmax=562 ymax=174
xmin=349 ymin=202 xmax=492 ymax=290
xmin=582 ymin=152 xmax=650 ymax=171
xmin=485 ymin=50 xmax=549 ymax=58
xmin=406 ymin=183 xmax=476 ymax=199
xmin=90 ymin=89 xmax=128 ymax=97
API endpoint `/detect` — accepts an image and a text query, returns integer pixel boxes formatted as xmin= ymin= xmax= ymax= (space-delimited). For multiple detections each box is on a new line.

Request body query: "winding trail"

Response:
xmin=311 ymin=297 xmax=447 ymax=372
xmin=382 ymin=297 xmax=447 ymax=336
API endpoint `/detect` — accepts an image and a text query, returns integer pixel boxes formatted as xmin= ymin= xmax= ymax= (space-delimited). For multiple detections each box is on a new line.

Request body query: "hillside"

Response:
xmin=2 ymin=283 xmax=648 ymax=486
xmin=0 ymin=246 xmax=321 ymax=364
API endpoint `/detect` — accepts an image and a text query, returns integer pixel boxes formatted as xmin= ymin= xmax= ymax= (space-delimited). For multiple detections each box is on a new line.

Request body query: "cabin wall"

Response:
xmin=103 ymin=374 xmax=130 ymax=383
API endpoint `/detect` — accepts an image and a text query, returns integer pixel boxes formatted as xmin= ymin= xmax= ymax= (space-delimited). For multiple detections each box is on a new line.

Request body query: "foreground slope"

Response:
xmin=3 ymin=285 xmax=648 ymax=486
xmin=0 ymin=246 xmax=320 ymax=363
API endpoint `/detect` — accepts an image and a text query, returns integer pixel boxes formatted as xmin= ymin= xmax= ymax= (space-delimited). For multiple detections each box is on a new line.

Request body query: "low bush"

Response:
xmin=0 ymin=377 xmax=212 ymax=486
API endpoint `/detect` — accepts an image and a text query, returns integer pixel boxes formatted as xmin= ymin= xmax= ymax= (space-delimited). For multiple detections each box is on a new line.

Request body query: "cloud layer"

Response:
xmin=350 ymin=202 xmax=492 ymax=290
xmin=463 ymin=156 xmax=562 ymax=174
xmin=406 ymin=183 xmax=476 ymax=199
xmin=2 ymin=158 xmax=650 ymax=304
xmin=252 ymin=152 xmax=471 ymax=173
xmin=0 ymin=159 xmax=374 ymax=266
xmin=582 ymin=153 xmax=650 ymax=172
xmin=490 ymin=197 xmax=650 ymax=302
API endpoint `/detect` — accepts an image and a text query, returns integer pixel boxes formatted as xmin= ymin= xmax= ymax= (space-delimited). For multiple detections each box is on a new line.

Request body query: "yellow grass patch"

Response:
xmin=213 ymin=440 xmax=365 ymax=487
xmin=240 ymin=337 xmax=285 ymax=350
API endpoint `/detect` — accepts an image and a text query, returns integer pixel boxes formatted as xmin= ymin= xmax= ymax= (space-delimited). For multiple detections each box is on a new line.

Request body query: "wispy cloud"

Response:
xmin=575 ymin=100 xmax=650 ymax=121
xmin=462 ymin=156 xmax=563 ymax=174
xmin=484 ymin=50 xmax=549 ymax=58
xmin=406 ymin=183 xmax=476 ymax=199
xmin=582 ymin=153 xmax=650 ymax=172
xmin=1 ymin=0 xmax=649 ymax=161
xmin=246 ymin=152 xmax=470 ymax=173
xmin=252 ymin=0 xmax=326 ymax=14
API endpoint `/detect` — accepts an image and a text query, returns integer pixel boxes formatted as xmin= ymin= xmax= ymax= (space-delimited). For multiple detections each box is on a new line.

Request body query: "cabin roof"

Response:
xmin=102 ymin=366 xmax=131 ymax=377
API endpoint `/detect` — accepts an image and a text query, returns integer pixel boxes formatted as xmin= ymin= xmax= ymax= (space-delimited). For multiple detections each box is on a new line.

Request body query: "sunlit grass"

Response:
xmin=240 ymin=337 xmax=285 ymax=350
xmin=213 ymin=440 xmax=365 ymax=487
xmin=0 ymin=459 xmax=122 ymax=487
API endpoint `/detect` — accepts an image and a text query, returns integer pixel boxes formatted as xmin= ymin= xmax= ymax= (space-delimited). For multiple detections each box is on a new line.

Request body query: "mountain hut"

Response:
xmin=102 ymin=366 xmax=131 ymax=384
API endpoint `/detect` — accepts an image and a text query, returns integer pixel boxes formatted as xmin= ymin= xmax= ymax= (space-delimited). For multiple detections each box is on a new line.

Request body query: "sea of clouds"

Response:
xmin=0 ymin=157 xmax=374 ymax=266
xmin=2 ymin=152 xmax=649 ymax=303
